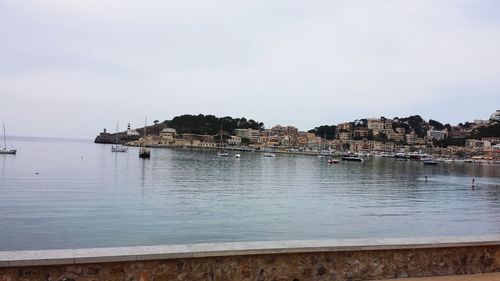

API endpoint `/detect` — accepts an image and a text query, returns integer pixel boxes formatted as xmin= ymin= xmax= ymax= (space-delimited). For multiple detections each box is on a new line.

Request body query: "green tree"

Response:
xmin=308 ymin=125 xmax=337 ymax=140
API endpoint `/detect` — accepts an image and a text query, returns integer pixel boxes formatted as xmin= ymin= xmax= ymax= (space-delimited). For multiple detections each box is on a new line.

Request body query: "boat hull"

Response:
xmin=139 ymin=148 xmax=150 ymax=158
xmin=342 ymin=157 xmax=363 ymax=162
xmin=111 ymin=146 xmax=128 ymax=152
xmin=0 ymin=149 xmax=16 ymax=155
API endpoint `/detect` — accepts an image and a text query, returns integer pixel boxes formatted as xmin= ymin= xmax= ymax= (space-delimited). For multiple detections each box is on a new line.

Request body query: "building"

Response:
xmin=126 ymin=123 xmax=140 ymax=136
xmin=159 ymin=128 xmax=176 ymax=137
xmin=427 ymin=130 xmax=447 ymax=141
xmin=367 ymin=119 xmax=384 ymax=131
xmin=158 ymin=128 xmax=176 ymax=143
xmin=286 ymin=126 xmax=299 ymax=136
xmin=353 ymin=128 xmax=368 ymax=139
xmin=490 ymin=110 xmax=500 ymax=121
xmin=405 ymin=133 xmax=417 ymax=145
xmin=384 ymin=142 xmax=396 ymax=152
xmin=384 ymin=120 xmax=393 ymax=130
xmin=227 ymin=136 xmax=241 ymax=146
xmin=465 ymin=139 xmax=491 ymax=150
xmin=395 ymin=127 xmax=406 ymax=134
xmin=235 ymin=128 xmax=260 ymax=142
xmin=337 ymin=131 xmax=351 ymax=141
xmin=181 ymin=134 xmax=213 ymax=143
xmin=388 ymin=132 xmax=405 ymax=142
xmin=337 ymin=122 xmax=352 ymax=131
xmin=484 ymin=144 xmax=500 ymax=160
xmin=474 ymin=119 xmax=489 ymax=125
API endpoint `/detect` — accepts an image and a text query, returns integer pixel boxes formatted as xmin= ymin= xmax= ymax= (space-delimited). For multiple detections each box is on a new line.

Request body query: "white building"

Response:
xmin=491 ymin=110 xmax=500 ymax=121
xmin=160 ymin=128 xmax=176 ymax=137
xmin=227 ymin=136 xmax=242 ymax=145
xmin=126 ymin=123 xmax=140 ymax=136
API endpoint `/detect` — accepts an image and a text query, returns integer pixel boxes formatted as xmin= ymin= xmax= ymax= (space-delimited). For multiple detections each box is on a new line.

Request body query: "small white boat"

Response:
xmin=264 ymin=152 xmax=276 ymax=157
xmin=234 ymin=154 xmax=241 ymax=158
xmin=0 ymin=123 xmax=16 ymax=155
xmin=217 ymin=152 xmax=229 ymax=157
xmin=112 ymin=146 xmax=128 ymax=152
xmin=111 ymin=122 xmax=128 ymax=152
xmin=328 ymin=158 xmax=340 ymax=164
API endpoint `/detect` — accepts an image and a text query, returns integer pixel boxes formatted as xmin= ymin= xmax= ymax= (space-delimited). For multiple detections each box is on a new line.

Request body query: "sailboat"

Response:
xmin=111 ymin=122 xmax=128 ymax=152
xmin=217 ymin=127 xmax=229 ymax=157
xmin=0 ymin=123 xmax=16 ymax=155
xmin=139 ymin=119 xmax=150 ymax=159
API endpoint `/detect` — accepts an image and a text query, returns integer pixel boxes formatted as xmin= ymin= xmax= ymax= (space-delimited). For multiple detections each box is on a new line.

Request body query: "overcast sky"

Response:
xmin=1 ymin=0 xmax=499 ymax=139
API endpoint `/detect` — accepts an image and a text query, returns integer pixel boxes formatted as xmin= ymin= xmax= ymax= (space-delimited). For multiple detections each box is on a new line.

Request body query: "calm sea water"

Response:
xmin=1 ymin=137 xmax=499 ymax=251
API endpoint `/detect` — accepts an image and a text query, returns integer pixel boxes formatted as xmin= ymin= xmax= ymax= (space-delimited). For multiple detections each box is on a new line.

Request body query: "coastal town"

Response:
xmin=96 ymin=110 xmax=500 ymax=162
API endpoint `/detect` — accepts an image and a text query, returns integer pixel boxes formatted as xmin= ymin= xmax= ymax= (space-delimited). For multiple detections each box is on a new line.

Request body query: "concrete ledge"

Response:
xmin=1 ymin=235 xmax=500 ymax=267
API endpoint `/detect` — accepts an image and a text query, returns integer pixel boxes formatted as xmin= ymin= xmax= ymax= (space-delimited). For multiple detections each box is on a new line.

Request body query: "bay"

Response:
xmin=0 ymin=137 xmax=499 ymax=250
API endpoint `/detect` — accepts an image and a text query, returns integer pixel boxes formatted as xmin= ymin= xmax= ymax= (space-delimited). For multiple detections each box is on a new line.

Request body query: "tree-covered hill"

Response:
xmin=164 ymin=114 xmax=264 ymax=135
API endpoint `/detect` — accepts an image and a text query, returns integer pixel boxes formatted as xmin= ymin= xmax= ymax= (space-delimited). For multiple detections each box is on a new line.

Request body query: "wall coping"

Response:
xmin=1 ymin=235 xmax=500 ymax=267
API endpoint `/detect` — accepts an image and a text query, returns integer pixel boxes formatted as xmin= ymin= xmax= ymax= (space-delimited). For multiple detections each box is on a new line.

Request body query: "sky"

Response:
xmin=0 ymin=0 xmax=499 ymax=139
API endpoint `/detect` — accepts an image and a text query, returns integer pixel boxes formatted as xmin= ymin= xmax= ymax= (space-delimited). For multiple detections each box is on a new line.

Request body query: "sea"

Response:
xmin=1 ymin=137 xmax=499 ymax=250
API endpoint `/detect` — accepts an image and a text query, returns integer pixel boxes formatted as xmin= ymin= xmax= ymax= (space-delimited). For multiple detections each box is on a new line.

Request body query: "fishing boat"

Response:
xmin=0 ymin=123 xmax=16 ymax=155
xmin=217 ymin=127 xmax=229 ymax=157
xmin=139 ymin=119 xmax=150 ymax=159
xmin=111 ymin=122 xmax=128 ymax=152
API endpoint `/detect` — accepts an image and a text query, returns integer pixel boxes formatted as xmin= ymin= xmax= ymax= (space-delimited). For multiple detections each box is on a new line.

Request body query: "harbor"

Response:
xmin=1 ymin=137 xmax=499 ymax=251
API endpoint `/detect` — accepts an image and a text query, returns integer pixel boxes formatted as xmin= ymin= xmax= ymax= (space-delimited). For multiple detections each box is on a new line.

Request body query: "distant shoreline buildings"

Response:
xmin=95 ymin=110 xmax=500 ymax=160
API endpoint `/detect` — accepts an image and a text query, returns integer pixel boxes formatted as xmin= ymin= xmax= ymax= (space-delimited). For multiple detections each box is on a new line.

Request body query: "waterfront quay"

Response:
xmin=1 ymin=236 xmax=499 ymax=281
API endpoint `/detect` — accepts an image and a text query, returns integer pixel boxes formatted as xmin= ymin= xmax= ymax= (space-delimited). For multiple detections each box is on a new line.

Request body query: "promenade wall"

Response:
xmin=1 ymin=236 xmax=500 ymax=281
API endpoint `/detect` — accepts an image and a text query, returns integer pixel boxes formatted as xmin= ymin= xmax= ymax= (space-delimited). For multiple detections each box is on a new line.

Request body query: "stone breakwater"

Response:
xmin=1 ymin=236 xmax=500 ymax=281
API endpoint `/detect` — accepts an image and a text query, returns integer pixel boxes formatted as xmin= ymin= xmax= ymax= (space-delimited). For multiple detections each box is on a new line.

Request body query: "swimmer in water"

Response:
xmin=425 ymin=176 xmax=428 ymax=182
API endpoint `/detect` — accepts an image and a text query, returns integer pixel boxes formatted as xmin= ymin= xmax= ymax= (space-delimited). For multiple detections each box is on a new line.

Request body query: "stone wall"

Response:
xmin=1 ymin=237 xmax=500 ymax=281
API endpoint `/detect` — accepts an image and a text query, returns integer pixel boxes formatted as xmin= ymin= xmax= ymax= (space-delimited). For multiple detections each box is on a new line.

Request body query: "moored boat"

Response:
xmin=139 ymin=118 xmax=150 ymax=159
xmin=139 ymin=147 xmax=151 ymax=158
xmin=217 ymin=127 xmax=229 ymax=157
xmin=0 ymin=123 xmax=16 ymax=155
xmin=423 ymin=160 xmax=438 ymax=165
xmin=342 ymin=156 xmax=363 ymax=162
xmin=111 ymin=122 xmax=128 ymax=153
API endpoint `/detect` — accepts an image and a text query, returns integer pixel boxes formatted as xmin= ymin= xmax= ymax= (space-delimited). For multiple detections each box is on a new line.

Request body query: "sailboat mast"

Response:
xmin=220 ymin=126 xmax=223 ymax=151
xmin=3 ymin=123 xmax=6 ymax=149
xmin=115 ymin=122 xmax=119 ymax=146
